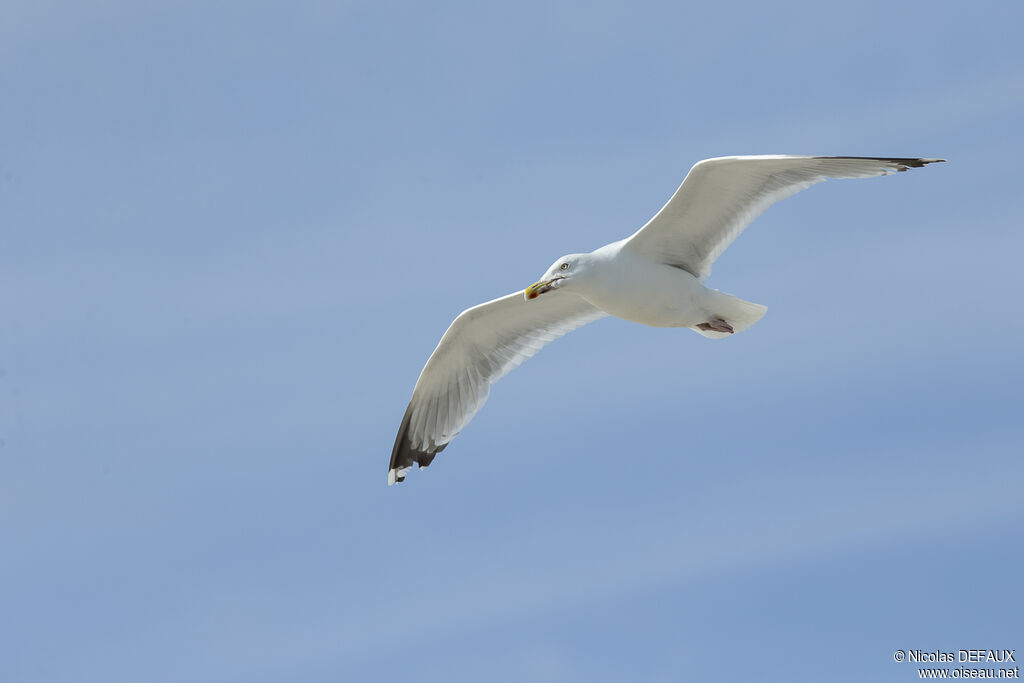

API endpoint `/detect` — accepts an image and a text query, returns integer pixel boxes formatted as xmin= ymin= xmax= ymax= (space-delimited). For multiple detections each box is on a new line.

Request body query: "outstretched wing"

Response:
xmin=389 ymin=290 xmax=607 ymax=484
xmin=622 ymin=155 xmax=944 ymax=280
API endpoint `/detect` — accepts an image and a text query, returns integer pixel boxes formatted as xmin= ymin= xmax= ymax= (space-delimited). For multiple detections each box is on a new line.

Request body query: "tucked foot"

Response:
xmin=697 ymin=317 xmax=734 ymax=334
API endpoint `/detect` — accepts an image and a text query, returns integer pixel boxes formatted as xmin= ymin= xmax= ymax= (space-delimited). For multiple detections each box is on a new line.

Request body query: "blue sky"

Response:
xmin=2 ymin=1 xmax=1022 ymax=681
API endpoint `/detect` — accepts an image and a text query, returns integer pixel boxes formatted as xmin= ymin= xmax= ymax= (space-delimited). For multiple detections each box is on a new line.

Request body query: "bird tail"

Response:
xmin=692 ymin=290 xmax=767 ymax=339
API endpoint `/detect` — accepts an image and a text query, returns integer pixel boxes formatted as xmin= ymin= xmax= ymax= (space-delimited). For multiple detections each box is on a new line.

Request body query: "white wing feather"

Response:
xmin=622 ymin=155 xmax=944 ymax=279
xmin=389 ymin=290 xmax=607 ymax=483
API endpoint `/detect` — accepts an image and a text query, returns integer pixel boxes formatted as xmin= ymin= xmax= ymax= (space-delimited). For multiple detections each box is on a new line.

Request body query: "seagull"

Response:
xmin=388 ymin=155 xmax=943 ymax=484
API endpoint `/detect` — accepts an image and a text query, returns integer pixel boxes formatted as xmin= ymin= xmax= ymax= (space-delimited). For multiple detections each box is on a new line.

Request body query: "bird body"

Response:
xmin=388 ymin=155 xmax=944 ymax=484
xmin=540 ymin=241 xmax=758 ymax=331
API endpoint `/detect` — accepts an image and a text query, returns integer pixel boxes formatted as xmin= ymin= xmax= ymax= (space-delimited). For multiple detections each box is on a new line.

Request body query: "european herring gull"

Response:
xmin=388 ymin=155 xmax=943 ymax=484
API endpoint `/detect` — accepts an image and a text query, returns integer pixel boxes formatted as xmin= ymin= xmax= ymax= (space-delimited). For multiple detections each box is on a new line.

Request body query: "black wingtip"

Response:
xmin=388 ymin=403 xmax=446 ymax=485
xmin=888 ymin=157 xmax=946 ymax=170
xmin=813 ymin=156 xmax=947 ymax=171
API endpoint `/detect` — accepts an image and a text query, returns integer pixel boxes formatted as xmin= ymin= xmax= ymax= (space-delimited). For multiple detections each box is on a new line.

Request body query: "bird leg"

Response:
xmin=697 ymin=317 xmax=734 ymax=334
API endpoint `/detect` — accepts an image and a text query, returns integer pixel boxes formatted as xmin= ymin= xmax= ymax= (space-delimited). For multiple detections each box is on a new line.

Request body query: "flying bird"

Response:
xmin=388 ymin=155 xmax=943 ymax=484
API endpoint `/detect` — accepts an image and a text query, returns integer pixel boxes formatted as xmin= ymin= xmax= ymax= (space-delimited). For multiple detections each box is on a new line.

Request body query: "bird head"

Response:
xmin=525 ymin=254 xmax=586 ymax=300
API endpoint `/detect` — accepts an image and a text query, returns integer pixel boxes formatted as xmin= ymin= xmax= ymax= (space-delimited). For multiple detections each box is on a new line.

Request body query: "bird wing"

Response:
xmin=621 ymin=155 xmax=944 ymax=280
xmin=389 ymin=290 xmax=607 ymax=484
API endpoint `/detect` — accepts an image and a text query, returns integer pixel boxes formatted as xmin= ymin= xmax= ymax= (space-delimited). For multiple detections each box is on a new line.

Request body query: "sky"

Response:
xmin=2 ymin=1 xmax=1022 ymax=681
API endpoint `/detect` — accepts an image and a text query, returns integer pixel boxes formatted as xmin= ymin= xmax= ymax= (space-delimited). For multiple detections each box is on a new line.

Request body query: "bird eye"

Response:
xmin=560 ymin=262 xmax=569 ymax=270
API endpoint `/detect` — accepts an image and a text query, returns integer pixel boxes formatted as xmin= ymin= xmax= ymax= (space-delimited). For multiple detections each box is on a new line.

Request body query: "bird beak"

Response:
xmin=525 ymin=278 xmax=559 ymax=300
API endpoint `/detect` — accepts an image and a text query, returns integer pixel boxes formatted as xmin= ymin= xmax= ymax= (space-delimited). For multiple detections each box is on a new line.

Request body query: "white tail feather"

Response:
xmin=693 ymin=290 xmax=767 ymax=339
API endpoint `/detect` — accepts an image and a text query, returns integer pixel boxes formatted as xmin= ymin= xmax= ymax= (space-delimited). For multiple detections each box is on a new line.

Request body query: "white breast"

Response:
xmin=578 ymin=247 xmax=709 ymax=328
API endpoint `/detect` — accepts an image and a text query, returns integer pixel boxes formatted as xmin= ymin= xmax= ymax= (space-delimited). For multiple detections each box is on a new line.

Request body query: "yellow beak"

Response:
xmin=525 ymin=278 xmax=558 ymax=300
